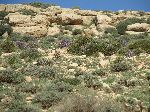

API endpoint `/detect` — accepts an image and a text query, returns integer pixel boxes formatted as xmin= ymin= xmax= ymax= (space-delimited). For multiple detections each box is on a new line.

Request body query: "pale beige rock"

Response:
xmin=32 ymin=15 xmax=49 ymax=26
xmin=6 ymin=13 xmax=32 ymax=26
xmin=74 ymin=9 xmax=98 ymax=16
xmin=47 ymin=26 xmax=61 ymax=36
xmin=97 ymin=15 xmax=112 ymax=24
xmin=12 ymin=25 xmax=48 ymax=37
xmin=57 ymin=13 xmax=83 ymax=25
xmin=25 ymin=76 xmax=32 ymax=82
xmin=127 ymin=23 xmax=150 ymax=32
xmin=97 ymin=24 xmax=115 ymax=31
xmin=82 ymin=16 xmax=95 ymax=26
xmin=125 ymin=31 xmax=145 ymax=35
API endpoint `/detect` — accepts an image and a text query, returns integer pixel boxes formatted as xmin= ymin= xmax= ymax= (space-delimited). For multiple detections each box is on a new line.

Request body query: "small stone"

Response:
xmin=25 ymin=76 xmax=32 ymax=82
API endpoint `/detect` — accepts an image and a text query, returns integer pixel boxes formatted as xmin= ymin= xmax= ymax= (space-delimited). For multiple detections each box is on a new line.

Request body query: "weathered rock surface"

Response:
xmin=127 ymin=23 xmax=150 ymax=32
xmin=12 ymin=25 xmax=48 ymax=37
xmin=47 ymin=26 xmax=61 ymax=36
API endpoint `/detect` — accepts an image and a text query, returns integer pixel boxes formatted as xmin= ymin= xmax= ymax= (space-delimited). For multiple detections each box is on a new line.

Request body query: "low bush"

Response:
xmin=0 ymin=24 xmax=13 ymax=36
xmin=72 ymin=29 xmax=82 ymax=35
xmin=7 ymin=100 xmax=41 ymax=112
xmin=39 ymin=36 xmax=56 ymax=49
xmin=3 ymin=54 xmax=23 ymax=69
xmin=46 ymin=82 xmax=73 ymax=93
xmin=0 ymin=68 xmax=24 ymax=84
xmin=19 ymin=9 xmax=37 ymax=16
xmin=147 ymin=17 xmax=150 ymax=24
xmin=68 ymin=37 xmax=100 ymax=56
xmin=128 ymin=38 xmax=150 ymax=54
xmin=53 ymin=93 xmax=123 ymax=112
xmin=20 ymin=48 xmax=42 ymax=61
xmin=0 ymin=37 xmax=17 ymax=53
xmin=37 ymin=58 xmax=54 ymax=66
xmin=33 ymin=91 xmax=63 ymax=109
xmin=0 ymin=11 xmax=9 ymax=20
xmin=29 ymin=2 xmax=56 ymax=9
xmin=16 ymin=82 xmax=40 ymax=94
xmin=110 ymin=57 xmax=131 ymax=72
xmin=22 ymin=65 xmax=56 ymax=79
xmin=99 ymin=38 xmax=121 ymax=56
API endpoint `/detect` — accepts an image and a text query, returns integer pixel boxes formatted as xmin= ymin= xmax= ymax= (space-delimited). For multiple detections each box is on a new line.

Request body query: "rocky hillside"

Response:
xmin=0 ymin=2 xmax=150 ymax=112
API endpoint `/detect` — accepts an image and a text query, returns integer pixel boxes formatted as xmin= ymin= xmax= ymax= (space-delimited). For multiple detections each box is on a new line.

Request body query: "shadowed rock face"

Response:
xmin=1 ymin=4 xmax=150 ymax=37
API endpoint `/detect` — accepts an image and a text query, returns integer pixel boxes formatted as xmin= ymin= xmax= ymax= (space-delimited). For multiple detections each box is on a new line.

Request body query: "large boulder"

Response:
xmin=6 ymin=13 xmax=32 ymax=26
xmin=47 ymin=26 xmax=61 ymax=36
xmin=96 ymin=15 xmax=112 ymax=24
xmin=127 ymin=23 xmax=150 ymax=32
xmin=82 ymin=16 xmax=95 ymax=26
xmin=12 ymin=25 xmax=48 ymax=37
xmin=0 ymin=4 xmax=41 ymax=12
xmin=6 ymin=13 xmax=49 ymax=37
xmin=57 ymin=13 xmax=83 ymax=25
xmin=74 ymin=9 xmax=98 ymax=16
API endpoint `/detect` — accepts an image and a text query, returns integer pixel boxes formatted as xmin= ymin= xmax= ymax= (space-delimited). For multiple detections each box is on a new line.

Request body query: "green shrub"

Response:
xmin=16 ymin=82 xmax=40 ymax=94
xmin=46 ymin=82 xmax=73 ymax=93
xmin=72 ymin=6 xmax=80 ymax=9
xmin=19 ymin=9 xmax=37 ymax=16
xmin=92 ymin=68 xmax=106 ymax=77
xmin=116 ymin=18 xmax=145 ymax=35
xmin=84 ymin=74 xmax=103 ymax=89
xmin=53 ymin=93 xmax=123 ymax=112
xmin=22 ymin=65 xmax=56 ymax=79
xmin=0 ymin=68 xmax=24 ymax=84
xmin=59 ymin=78 xmax=81 ymax=86
xmin=105 ymin=28 xmax=120 ymax=37
xmin=36 ymin=58 xmax=54 ymax=66
xmin=0 ymin=24 xmax=13 ymax=36
xmin=99 ymin=38 xmax=121 ymax=56
xmin=0 ymin=37 xmax=16 ymax=53
xmin=128 ymin=39 xmax=150 ymax=54
xmin=20 ymin=48 xmax=42 ymax=61
xmin=68 ymin=37 xmax=100 ymax=56
xmin=72 ymin=29 xmax=82 ymax=35
xmin=0 ymin=11 xmax=9 ymax=20
xmin=110 ymin=57 xmax=131 ymax=72
xmin=7 ymin=100 xmax=41 ymax=112
xmin=33 ymin=91 xmax=63 ymax=109
xmin=4 ymin=54 xmax=23 ymax=69
xmin=147 ymin=17 xmax=150 ymax=24
xmin=29 ymin=2 xmax=56 ymax=9
xmin=39 ymin=36 xmax=56 ymax=49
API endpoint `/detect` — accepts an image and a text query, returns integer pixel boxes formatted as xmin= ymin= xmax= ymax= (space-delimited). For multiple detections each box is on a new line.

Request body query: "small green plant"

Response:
xmin=0 ymin=24 xmax=13 ymax=36
xmin=105 ymin=28 xmax=120 ymax=37
xmin=33 ymin=91 xmax=63 ymax=109
xmin=68 ymin=37 xmax=100 ymax=56
xmin=0 ymin=68 xmax=24 ymax=84
xmin=18 ymin=9 xmax=37 ymax=16
xmin=72 ymin=6 xmax=80 ymax=9
xmin=72 ymin=29 xmax=82 ymax=35
xmin=0 ymin=37 xmax=16 ymax=53
xmin=128 ymin=38 xmax=150 ymax=54
xmin=0 ymin=11 xmax=9 ymax=20
xmin=37 ymin=58 xmax=53 ymax=66
xmin=110 ymin=57 xmax=131 ymax=72
xmin=16 ymin=82 xmax=40 ymax=94
xmin=147 ymin=17 xmax=150 ymax=24
xmin=29 ymin=2 xmax=56 ymax=9
xmin=92 ymin=68 xmax=106 ymax=77
xmin=23 ymin=65 xmax=56 ymax=79
xmin=3 ymin=54 xmax=23 ymax=69
xmin=20 ymin=48 xmax=42 ymax=61
xmin=99 ymin=38 xmax=121 ymax=56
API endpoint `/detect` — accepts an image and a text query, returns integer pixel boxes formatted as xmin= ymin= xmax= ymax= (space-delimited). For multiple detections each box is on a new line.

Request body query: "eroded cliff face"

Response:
xmin=1 ymin=4 xmax=150 ymax=37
